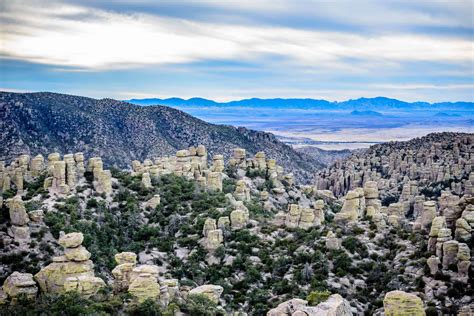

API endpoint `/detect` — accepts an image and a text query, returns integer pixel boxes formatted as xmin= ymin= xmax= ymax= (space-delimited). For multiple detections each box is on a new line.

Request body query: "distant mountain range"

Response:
xmin=127 ymin=96 xmax=473 ymax=110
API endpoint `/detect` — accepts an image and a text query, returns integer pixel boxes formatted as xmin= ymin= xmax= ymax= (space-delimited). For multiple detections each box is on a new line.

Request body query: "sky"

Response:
xmin=0 ymin=0 xmax=473 ymax=102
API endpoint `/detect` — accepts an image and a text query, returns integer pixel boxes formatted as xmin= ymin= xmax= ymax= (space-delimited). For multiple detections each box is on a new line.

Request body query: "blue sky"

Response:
xmin=0 ymin=0 xmax=473 ymax=102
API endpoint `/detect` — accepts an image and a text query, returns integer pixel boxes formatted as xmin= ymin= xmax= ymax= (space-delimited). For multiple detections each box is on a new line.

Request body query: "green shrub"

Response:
xmin=307 ymin=290 xmax=331 ymax=306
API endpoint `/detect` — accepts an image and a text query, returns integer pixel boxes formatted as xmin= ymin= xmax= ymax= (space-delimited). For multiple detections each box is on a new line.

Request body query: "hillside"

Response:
xmin=0 ymin=132 xmax=472 ymax=315
xmin=0 ymin=92 xmax=322 ymax=181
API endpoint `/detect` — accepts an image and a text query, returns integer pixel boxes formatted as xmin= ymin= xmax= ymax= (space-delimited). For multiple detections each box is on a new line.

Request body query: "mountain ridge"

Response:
xmin=127 ymin=96 xmax=474 ymax=110
xmin=0 ymin=91 xmax=323 ymax=181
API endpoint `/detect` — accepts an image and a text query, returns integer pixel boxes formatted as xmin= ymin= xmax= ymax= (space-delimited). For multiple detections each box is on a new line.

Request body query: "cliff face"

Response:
xmin=0 ymin=92 xmax=323 ymax=181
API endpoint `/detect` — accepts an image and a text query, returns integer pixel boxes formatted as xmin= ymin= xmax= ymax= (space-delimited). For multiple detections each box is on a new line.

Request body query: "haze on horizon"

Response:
xmin=0 ymin=0 xmax=473 ymax=103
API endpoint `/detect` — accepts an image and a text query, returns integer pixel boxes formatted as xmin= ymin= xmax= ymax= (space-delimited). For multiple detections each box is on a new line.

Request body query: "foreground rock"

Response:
xmin=267 ymin=294 xmax=352 ymax=315
xmin=383 ymin=291 xmax=425 ymax=316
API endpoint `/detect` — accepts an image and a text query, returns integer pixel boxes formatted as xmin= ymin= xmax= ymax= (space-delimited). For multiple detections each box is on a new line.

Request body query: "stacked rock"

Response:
xmin=141 ymin=172 xmax=152 ymax=189
xmin=211 ymin=155 xmax=225 ymax=173
xmin=35 ymin=232 xmax=105 ymax=297
xmin=363 ymin=181 xmax=381 ymax=218
xmin=30 ymin=154 xmax=45 ymax=177
xmin=234 ymin=180 xmax=250 ymax=201
xmin=455 ymin=204 xmax=473 ymax=241
xmin=47 ymin=153 xmax=60 ymax=174
xmin=414 ymin=201 xmax=437 ymax=232
xmin=112 ymin=252 xmax=137 ymax=291
xmin=7 ymin=196 xmax=30 ymax=242
xmin=229 ymin=148 xmax=247 ymax=169
xmin=439 ymin=191 xmax=462 ymax=229
xmin=285 ymin=204 xmax=301 ymax=228
xmin=64 ymin=154 xmax=77 ymax=187
xmin=74 ymin=152 xmax=86 ymax=177
xmin=335 ymin=190 xmax=360 ymax=223
xmin=313 ymin=200 xmax=325 ymax=225
xmin=230 ymin=203 xmax=249 ymax=230
xmin=202 ymin=218 xmax=223 ymax=251
xmin=427 ymin=216 xmax=446 ymax=252
xmin=254 ymin=152 xmax=267 ymax=170
xmin=128 ymin=265 xmax=161 ymax=302
xmin=207 ymin=172 xmax=222 ymax=192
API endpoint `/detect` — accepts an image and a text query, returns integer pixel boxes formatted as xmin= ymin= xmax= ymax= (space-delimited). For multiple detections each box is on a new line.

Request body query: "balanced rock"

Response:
xmin=35 ymin=232 xmax=104 ymax=296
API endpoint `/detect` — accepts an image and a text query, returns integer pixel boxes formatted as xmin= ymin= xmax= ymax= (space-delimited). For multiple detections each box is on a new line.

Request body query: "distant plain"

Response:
xmin=128 ymin=98 xmax=474 ymax=151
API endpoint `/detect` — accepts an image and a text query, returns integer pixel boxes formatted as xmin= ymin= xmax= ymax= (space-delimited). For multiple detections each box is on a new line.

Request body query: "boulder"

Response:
xmin=326 ymin=231 xmax=340 ymax=250
xmin=35 ymin=260 xmax=95 ymax=293
xmin=128 ymin=273 xmax=160 ymax=302
xmin=267 ymin=294 xmax=351 ymax=316
xmin=205 ymin=229 xmax=224 ymax=251
xmin=64 ymin=246 xmax=92 ymax=262
xmin=230 ymin=209 xmax=248 ymax=230
xmin=59 ymin=232 xmax=84 ymax=248
xmin=189 ymin=284 xmax=224 ymax=304
xmin=299 ymin=208 xmax=315 ymax=230
xmin=383 ymin=290 xmax=425 ymax=316
xmin=145 ymin=195 xmax=161 ymax=209
xmin=3 ymin=272 xmax=38 ymax=301
xmin=429 ymin=216 xmax=446 ymax=237
xmin=63 ymin=276 xmax=105 ymax=298
xmin=115 ymin=252 xmax=137 ymax=265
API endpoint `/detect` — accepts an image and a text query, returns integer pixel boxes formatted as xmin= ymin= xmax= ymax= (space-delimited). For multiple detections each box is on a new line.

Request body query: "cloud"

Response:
xmin=1 ymin=0 xmax=472 ymax=71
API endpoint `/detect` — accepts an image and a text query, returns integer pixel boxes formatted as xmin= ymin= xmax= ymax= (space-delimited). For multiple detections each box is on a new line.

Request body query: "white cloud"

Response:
xmin=1 ymin=0 xmax=472 ymax=70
